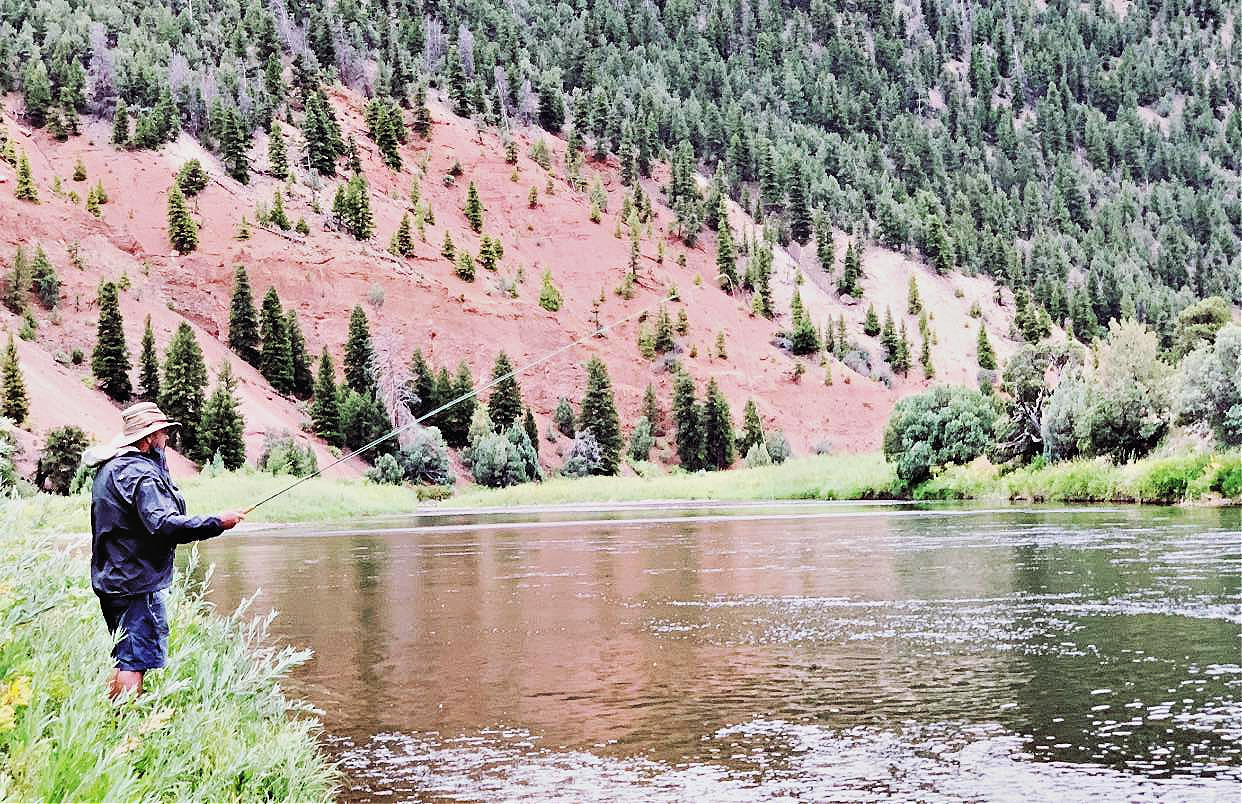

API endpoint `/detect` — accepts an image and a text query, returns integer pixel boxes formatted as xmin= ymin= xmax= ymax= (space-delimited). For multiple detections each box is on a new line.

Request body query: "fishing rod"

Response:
xmin=243 ymin=290 xmax=673 ymax=515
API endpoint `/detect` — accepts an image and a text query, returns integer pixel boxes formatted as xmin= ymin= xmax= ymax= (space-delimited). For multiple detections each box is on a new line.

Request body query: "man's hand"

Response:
xmin=218 ymin=511 xmax=247 ymax=530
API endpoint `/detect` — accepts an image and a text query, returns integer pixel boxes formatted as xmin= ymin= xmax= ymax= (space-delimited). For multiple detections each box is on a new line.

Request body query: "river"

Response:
xmin=192 ymin=501 xmax=1242 ymax=802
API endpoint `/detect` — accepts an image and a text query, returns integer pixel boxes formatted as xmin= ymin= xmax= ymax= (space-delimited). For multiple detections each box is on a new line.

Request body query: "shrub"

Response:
xmin=882 ymin=385 xmax=996 ymax=489
xmin=554 ymin=398 xmax=575 ymax=438
xmin=1041 ymin=371 xmax=1088 ymax=462
xmin=1175 ymin=325 xmax=1241 ymax=446
xmin=538 ymin=270 xmax=562 ymax=311
xmin=34 ymin=425 xmax=90 ymax=495
xmin=470 ymin=431 xmax=527 ymax=488
xmin=257 ymin=431 xmax=318 ymax=476
xmin=764 ymin=430 xmax=791 ymax=464
xmin=397 ymin=426 xmax=453 ymax=486
xmin=628 ymin=416 xmax=653 ymax=461
xmin=744 ymin=441 xmax=772 ymax=467
xmin=364 ymin=453 xmax=404 ymax=485
xmin=1133 ymin=454 xmax=1212 ymax=503
xmin=1079 ymin=320 xmax=1171 ymax=462
xmin=561 ymin=430 xmax=603 ymax=477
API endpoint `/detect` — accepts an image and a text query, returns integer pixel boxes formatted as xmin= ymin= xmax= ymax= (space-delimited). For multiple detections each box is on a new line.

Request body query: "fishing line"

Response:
xmin=243 ymin=291 xmax=672 ymax=514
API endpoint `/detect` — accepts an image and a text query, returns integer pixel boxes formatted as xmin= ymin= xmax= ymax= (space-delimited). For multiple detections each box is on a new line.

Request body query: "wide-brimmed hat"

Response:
xmin=83 ymin=402 xmax=180 ymax=466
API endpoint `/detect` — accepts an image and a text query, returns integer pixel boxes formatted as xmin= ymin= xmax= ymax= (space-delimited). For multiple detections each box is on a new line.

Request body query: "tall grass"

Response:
xmin=449 ymin=453 xmax=897 ymax=507
xmin=0 ymin=500 xmax=338 ymax=801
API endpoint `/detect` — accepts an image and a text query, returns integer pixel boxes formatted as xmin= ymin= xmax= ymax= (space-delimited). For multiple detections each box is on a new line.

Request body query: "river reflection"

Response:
xmin=193 ymin=503 xmax=1242 ymax=802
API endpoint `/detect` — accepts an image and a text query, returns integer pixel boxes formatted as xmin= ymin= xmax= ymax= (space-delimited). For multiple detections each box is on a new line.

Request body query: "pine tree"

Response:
xmin=523 ymin=406 xmax=538 ymax=450
xmin=112 ymin=99 xmax=130 ymax=147
xmin=411 ymin=84 xmax=432 ymax=138
xmin=160 ymin=322 xmax=208 ymax=456
xmin=303 ymin=91 xmax=339 ymax=176
xmin=92 ymin=281 xmax=131 ymax=402
xmin=815 ymin=213 xmax=835 ymax=273
xmin=701 ymin=379 xmax=735 ymax=470
xmin=907 ymin=275 xmax=922 ymax=315
xmin=445 ymin=45 xmax=471 ymax=117
xmin=464 ymin=181 xmax=484 ymax=233
xmin=672 ymin=370 xmax=702 ymax=471
xmin=138 ymin=315 xmax=160 ymax=402
xmin=409 ymin=349 xmax=435 ymax=417
xmin=538 ymin=270 xmax=563 ymax=311
xmin=335 ymin=173 xmax=374 ymax=240
xmin=738 ymin=399 xmax=764 ymax=455
xmin=925 ymin=214 xmax=954 ymax=275
xmin=881 ymin=307 xmax=898 ymax=361
xmin=176 ymin=159 xmax=209 ymax=196
xmin=29 ymin=246 xmax=58 ymax=309
xmin=487 ymin=351 xmax=523 ymax=430
xmin=837 ymin=242 xmax=862 ymax=296
xmin=196 ymin=362 xmax=246 ymax=468
xmin=443 ymin=361 xmax=476 ymax=447
xmin=269 ymin=191 xmax=291 ymax=230
xmin=441 ymin=231 xmax=456 ymax=261
xmin=286 ymin=310 xmax=313 ymax=399
xmin=427 ymin=367 xmax=453 ymax=432
xmin=977 ymin=322 xmax=996 ymax=369
xmin=311 ymin=348 xmax=342 ymax=446
xmin=892 ymin=321 xmax=911 ymax=375
xmin=14 ymin=152 xmax=37 ymax=202
xmin=220 ymin=108 xmax=250 ymax=184
xmin=454 ymin=250 xmax=475 ymax=281
xmin=654 ymin=305 xmax=676 ymax=353
xmin=577 ymin=357 xmax=621 ymax=475
xmin=389 ymin=212 xmax=414 ymax=257
xmin=1 ymin=246 xmax=29 ymax=314
xmin=789 ymin=290 xmax=819 ymax=355
xmin=788 ymin=170 xmax=812 ymax=244
xmin=258 ymin=288 xmax=293 ymax=394
xmin=716 ymin=200 xmax=738 ymax=290
xmin=920 ymin=332 xmax=935 ymax=379
xmin=642 ymin=382 xmax=664 ymax=436
xmin=227 ymin=265 xmax=261 ymax=366
xmin=1 ymin=336 xmax=28 ymax=424
xmin=268 ymin=119 xmax=289 ymax=180
xmin=343 ymin=305 xmax=374 ymax=395
xmin=167 ymin=183 xmax=198 ymax=253
xmin=863 ymin=304 xmax=881 ymax=336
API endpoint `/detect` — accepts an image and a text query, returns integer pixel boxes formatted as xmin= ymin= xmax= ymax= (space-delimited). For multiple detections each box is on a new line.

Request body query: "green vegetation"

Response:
xmin=0 ymin=506 xmax=337 ymax=800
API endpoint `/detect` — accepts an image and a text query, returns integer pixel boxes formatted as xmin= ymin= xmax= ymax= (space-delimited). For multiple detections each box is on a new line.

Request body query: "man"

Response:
xmin=85 ymin=401 xmax=246 ymax=699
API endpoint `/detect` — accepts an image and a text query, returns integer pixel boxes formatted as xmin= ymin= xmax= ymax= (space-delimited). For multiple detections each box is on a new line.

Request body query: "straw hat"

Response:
xmin=83 ymin=402 xmax=180 ymax=466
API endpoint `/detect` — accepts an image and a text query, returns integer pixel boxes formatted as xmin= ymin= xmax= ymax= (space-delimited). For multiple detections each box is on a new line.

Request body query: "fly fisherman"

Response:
xmin=84 ymin=402 xmax=246 ymax=699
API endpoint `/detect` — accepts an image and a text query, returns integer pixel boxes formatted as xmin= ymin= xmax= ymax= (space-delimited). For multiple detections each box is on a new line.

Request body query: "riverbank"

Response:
xmin=0 ymin=503 xmax=338 ymax=801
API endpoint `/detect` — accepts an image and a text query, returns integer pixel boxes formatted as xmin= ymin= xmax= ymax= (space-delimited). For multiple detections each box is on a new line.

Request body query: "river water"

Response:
xmin=193 ymin=502 xmax=1242 ymax=802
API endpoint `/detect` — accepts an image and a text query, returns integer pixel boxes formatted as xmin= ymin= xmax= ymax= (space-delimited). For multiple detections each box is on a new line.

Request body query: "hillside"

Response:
xmin=0 ymin=84 xmax=1015 ymax=480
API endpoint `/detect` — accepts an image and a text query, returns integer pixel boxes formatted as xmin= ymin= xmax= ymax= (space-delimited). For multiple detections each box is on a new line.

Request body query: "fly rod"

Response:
xmin=242 ymin=291 xmax=673 ymax=514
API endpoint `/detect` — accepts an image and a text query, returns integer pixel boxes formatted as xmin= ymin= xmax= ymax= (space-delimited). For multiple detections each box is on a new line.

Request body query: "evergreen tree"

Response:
xmin=92 ymin=281 xmax=131 ymax=402
xmin=443 ymin=361 xmax=476 ymax=447
xmin=411 ymin=84 xmax=432 ymax=138
xmin=716 ymin=201 xmax=738 ymax=290
xmin=907 ymin=275 xmax=922 ymax=315
xmin=160 ymin=322 xmax=208 ymax=456
xmin=29 ymin=246 xmax=58 ymax=309
xmin=311 ymin=348 xmax=342 ymax=446
xmin=881 ymin=307 xmax=898 ymax=361
xmin=654 ymin=305 xmax=676 ymax=353
xmin=258 ymin=288 xmax=294 ymax=394
xmin=220 ymin=108 xmax=250 ymax=184
xmin=672 ymin=371 xmax=703 ymax=471
xmin=334 ymin=173 xmax=374 ymax=240
xmin=977 ymin=322 xmax=997 ymax=369
xmin=1 ymin=336 xmax=28 ymax=424
xmin=487 ymin=351 xmax=523 ymax=430
xmin=576 ymin=357 xmax=621 ymax=475
xmin=537 ymin=71 xmax=565 ymax=133
xmin=176 ymin=159 xmax=209 ymax=196
xmin=788 ymin=170 xmax=812 ymax=244
xmin=838 ymin=242 xmax=862 ymax=296
xmin=427 ymin=367 xmax=453 ymax=432
xmin=167 ymin=183 xmax=198 ymax=253
xmin=701 ymin=379 xmax=735 ymax=470
xmin=268 ymin=119 xmax=288 ymax=180
xmin=523 ymin=406 xmax=538 ymax=451
xmin=389 ymin=212 xmax=414 ymax=257
xmin=738 ymin=399 xmax=764 ymax=455
xmin=815 ymin=213 xmax=835 ymax=273
xmin=920 ymin=332 xmax=935 ymax=379
xmin=863 ymin=304 xmax=881 ymax=337
xmin=2 ymin=246 xmax=29 ymax=314
xmin=286 ymin=310 xmax=313 ymax=399
xmin=303 ymin=90 xmax=339 ymax=176
xmin=14 ymin=152 xmax=37 ymax=202
xmin=138 ymin=315 xmax=160 ymax=402
xmin=228 ymin=265 xmax=261 ymax=366
xmin=343 ymin=305 xmax=374 ymax=395
xmin=445 ymin=45 xmax=471 ymax=117
xmin=441 ymin=231 xmax=456 ymax=261
xmin=642 ymin=382 xmax=664 ymax=436
xmin=464 ymin=181 xmax=484 ymax=232
xmin=112 ymin=99 xmax=130 ymax=147
xmin=924 ymin=214 xmax=954 ymax=275
xmin=196 ymin=363 xmax=246 ymax=468
xmin=789 ymin=291 xmax=819 ymax=354
xmin=892 ymin=321 xmax=911 ymax=375
xmin=409 ymin=349 xmax=435 ymax=416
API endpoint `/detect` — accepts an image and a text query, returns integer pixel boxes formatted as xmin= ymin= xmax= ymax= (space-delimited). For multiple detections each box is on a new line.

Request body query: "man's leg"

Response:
xmin=108 ymin=669 xmax=144 ymax=700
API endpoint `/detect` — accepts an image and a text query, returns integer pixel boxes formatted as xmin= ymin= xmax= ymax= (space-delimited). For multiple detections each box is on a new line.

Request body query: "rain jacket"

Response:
xmin=90 ymin=447 xmax=223 ymax=596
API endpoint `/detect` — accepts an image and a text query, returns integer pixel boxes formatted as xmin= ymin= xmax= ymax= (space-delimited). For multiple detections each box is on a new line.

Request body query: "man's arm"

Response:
xmin=132 ymin=476 xmax=225 ymax=543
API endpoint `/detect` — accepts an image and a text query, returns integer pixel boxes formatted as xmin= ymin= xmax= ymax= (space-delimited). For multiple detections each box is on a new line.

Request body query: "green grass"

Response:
xmin=0 ymin=500 xmax=338 ymax=801
xmin=448 ymin=453 xmax=897 ymax=507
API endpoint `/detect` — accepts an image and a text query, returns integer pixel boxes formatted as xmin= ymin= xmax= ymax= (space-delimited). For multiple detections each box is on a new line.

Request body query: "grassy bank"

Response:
xmin=915 ymin=451 xmax=1242 ymax=504
xmin=0 ymin=502 xmax=338 ymax=801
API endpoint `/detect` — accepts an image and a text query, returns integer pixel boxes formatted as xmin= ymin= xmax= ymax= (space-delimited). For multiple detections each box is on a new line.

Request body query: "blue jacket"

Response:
xmin=90 ymin=448 xmax=223 ymax=596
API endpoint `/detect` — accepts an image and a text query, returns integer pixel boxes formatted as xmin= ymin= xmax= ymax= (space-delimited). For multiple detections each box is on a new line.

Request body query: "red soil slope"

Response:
xmin=0 ymin=88 xmax=1016 ymax=480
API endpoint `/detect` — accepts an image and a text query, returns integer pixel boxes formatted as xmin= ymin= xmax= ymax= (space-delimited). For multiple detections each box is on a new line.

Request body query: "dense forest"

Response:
xmin=1 ymin=0 xmax=1237 ymax=347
